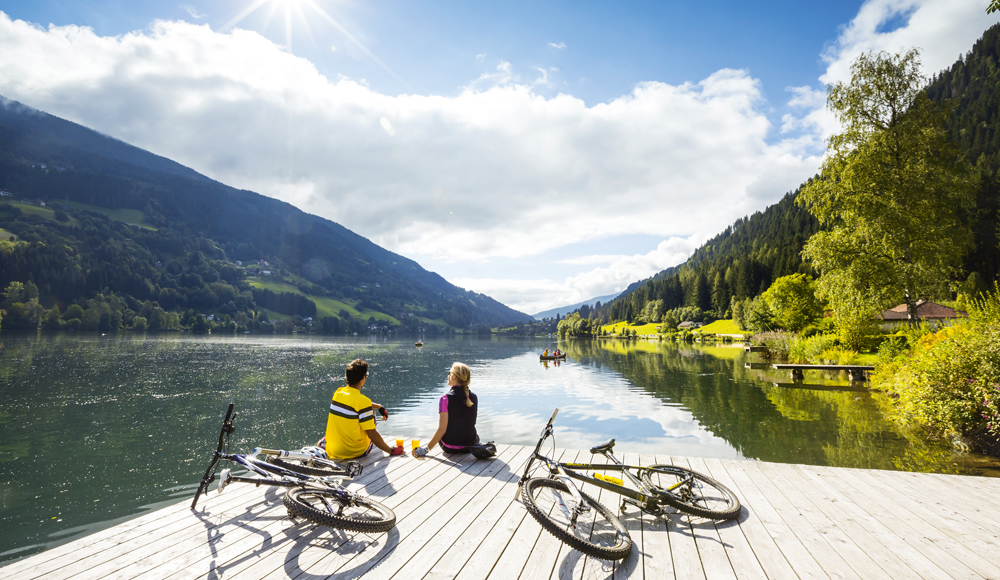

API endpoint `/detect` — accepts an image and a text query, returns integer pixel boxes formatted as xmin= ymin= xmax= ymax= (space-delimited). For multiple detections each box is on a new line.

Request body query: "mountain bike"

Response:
xmin=515 ymin=409 xmax=741 ymax=560
xmin=191 ymin=402 xmax=396 ymax=533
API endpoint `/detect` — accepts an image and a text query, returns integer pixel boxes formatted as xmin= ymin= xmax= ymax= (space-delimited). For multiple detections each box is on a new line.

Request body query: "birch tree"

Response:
xmin=798 ymin=48 xmax=973 ymax=343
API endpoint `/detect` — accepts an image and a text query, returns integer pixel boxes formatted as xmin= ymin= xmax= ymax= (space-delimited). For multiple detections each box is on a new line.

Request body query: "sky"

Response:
xmin=0 ymin=0 xmax=997 ymax=315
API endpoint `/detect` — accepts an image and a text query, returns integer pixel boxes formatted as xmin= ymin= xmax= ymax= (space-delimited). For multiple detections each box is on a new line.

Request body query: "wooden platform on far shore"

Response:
xmin=5 ymin=441 xmax=1000 ymax=579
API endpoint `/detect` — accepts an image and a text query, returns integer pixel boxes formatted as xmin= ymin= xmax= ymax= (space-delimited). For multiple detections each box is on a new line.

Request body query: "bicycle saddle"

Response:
xmin=590 ymin=439 xmax=616 ymax=454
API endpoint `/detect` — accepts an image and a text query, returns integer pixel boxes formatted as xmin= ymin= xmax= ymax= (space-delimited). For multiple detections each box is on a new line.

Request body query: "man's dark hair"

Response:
xmin=345 ymin=358 xmax=369 ymax=386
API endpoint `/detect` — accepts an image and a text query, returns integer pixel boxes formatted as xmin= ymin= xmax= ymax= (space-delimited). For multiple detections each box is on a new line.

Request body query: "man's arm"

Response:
xmin=366 ymin=428 xmax=397 ymax=455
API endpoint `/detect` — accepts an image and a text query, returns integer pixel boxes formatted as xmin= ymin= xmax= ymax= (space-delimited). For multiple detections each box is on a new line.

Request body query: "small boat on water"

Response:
xmin=539 ymin=354 xmax=566 ymax=360
xmin=415 ymin=341 xmax=424 ymax=347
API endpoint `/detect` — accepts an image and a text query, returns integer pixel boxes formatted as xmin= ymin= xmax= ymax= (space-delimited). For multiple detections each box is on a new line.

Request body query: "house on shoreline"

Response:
xmin=879 ymin=300 xmax=967 ymax=329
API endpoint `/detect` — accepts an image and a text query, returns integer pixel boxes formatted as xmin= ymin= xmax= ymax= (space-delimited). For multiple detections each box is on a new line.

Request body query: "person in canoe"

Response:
xmin=543 ymin=349 xmax=550 ymax=357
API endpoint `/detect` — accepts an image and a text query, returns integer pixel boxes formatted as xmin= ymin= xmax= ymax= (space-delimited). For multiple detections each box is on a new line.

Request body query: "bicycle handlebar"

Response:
xmin=548 ymin=408 xmax=559 ymax=425
xmin=193 ymin=402 xmax=236 ymax=510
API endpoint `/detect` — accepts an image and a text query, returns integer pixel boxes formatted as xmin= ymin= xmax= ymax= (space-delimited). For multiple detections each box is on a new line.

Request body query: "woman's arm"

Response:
xmin=427 ymin=412 xmax=448 ymax=451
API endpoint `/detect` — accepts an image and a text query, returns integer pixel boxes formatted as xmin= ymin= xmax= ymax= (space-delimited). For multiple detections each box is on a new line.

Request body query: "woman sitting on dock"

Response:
xmin=413 ymin=362 xmax=479 ymax=457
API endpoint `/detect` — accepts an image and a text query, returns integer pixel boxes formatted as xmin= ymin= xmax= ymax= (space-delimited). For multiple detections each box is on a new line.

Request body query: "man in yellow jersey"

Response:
xmin=319 ymin=358 xmax=404 ymax=459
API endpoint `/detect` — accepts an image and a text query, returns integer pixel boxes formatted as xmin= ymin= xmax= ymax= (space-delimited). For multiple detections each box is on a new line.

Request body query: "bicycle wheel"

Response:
xmin=266 ymin=455 xmax=347 ymax=477
xmin=521 ymin=478 xmax=631 ymax=561
xmin=641 ymin=465 xmax=740 ymax=520
xmin=283 ymin=486 xmax=396 ymax=534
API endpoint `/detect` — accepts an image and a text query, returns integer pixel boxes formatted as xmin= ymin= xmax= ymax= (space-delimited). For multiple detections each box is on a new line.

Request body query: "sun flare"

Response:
xmin=219 ymin=0 xmax=408 ymax=89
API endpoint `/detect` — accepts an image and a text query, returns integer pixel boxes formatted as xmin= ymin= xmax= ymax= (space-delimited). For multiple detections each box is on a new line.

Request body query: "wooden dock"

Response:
xmin=4 ymin=441 xmax=1000 ymax=579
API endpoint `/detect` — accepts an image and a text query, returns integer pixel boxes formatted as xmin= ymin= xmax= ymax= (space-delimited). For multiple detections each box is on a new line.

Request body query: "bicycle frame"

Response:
xmin=517 ymin=408 xmax=670 ymax=515
xmin=191 ymin=402 xmax=360 ymax=510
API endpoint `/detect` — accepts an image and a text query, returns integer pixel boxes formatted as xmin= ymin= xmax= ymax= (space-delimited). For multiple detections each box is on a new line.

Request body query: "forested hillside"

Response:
xmin=598 ymin=190 xmax=820 ymax=324
xmin=592 ymin=23 xmax=1000 ymax=327
xmin=0 ymin=97 xmax=531 ymax=332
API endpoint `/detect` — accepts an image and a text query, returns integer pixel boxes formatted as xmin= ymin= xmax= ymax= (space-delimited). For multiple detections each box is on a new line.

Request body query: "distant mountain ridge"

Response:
xmin=532 ymin=292 xmax=620 ymax=320
xmin=0 ymin=96 xmax=532 ymax=330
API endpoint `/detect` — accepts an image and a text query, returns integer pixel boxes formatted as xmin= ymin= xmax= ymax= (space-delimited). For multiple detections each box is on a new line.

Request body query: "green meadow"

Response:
xmin=60 ymin=200 xmax=156 ymax=230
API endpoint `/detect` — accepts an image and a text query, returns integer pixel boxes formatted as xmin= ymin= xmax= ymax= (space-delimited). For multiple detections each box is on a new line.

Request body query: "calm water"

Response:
xmin=1 ymin=332 xmax=998 ymax=563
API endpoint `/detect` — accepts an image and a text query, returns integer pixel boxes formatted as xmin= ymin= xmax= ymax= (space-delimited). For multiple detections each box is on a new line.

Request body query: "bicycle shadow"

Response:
xmin=277 ymin=522 xmax=401 ymax=579
xmin=191 ymin=486 xmax=286 ymax=568
xmin=546 ymin=505 xmax=745 ymax=579
xmin=349 ymin=454 xmax=399 ymax=498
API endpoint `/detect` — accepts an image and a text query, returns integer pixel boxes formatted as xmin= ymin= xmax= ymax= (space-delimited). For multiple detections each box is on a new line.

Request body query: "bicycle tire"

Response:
xmin=266 ymin=455 xmax=348 ymax=477
xmin=283 ymin=486 xmax=396 ymax=533
xmin=641 ymin=465 xmax=740 ymax=520
xmin=521 ymin=478 xmax=631 ymax=561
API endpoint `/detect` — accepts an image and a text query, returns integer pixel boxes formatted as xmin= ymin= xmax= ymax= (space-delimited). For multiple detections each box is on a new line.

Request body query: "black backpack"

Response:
xmin=468 ymin=440 xmax=497 ymax=459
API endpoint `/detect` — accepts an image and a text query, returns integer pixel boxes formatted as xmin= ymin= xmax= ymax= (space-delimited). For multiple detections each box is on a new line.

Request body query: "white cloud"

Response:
xmin=549 ymin=42 xmax=566 ymax=49
xmin=820 ymin=0 xmax=997 ymax=86
xmin=2 ymin=3 xmax=990 ymax=313
xmin=180 ymin=4 xmax=206 ymax=20
xmin=0 ymin=15 xmax=822 ymax=273
xmin=781 ymin=0 xmax=1000 ymax=145
xmin=456 ymin=236 xmax=704 ymax=312
xmin=475 ymin=53 xmax=486 ymax=60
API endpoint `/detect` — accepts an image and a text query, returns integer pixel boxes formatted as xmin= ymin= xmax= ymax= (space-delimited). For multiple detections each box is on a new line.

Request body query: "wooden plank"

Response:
xmin=672 ymin=456 xmax=737 ymax=580
xmin=388 ymin=445 xmax=534 ymax=580
xmin=72 ymin=487 xmax=287 ymax=580
xmin=7 ymin=443 xmax=1000 ymax=580
xmin=754 ymin=461 xmax=894 ymax=580
xmin=792 ymin=463 xmax=981 ymax=580
xmin=775 ymin=463 xmax=930 ymax=580
xmin=735 ymin=460 xmax=861 ymax=580
xmin=13 ymin=481 xmax=270 ymax=580
xmin=342 ymin=444 xmax=522 ymax=580
xmin=482 ymin=448 xmax=583 ymax=580
xmin=150 ymin=443 xmax=423 ymax=580
xmin=281 ymin=448 xmax=489 ymax=579
xmin=578 ymin=450 xmax=621 ymax=580
xmin=450 ymin=449 xmax=574 ymax=580
xmin=821 ymin=464 xmax=1000 ymax=580
xmin=206 ymin=443 xmax=464 ymax=580
xmin=94 ymin=445 xmax=420 ymax=580
xmin=700 ymin=458 xmax=797 ymax=580
xmin=860 ymin=468 xmax=1000 ymax=542
xmin=421 ymin=446 xmax=536 ymax=580
xmin=5 ymin=481 xmax=264 ymax=580
xmin=878 ymin=470 xmax=1000 ymax=536
xmin=687 ymin=456 xmax=768 ymax=580
xmin=611 ymin=452 xmax=647 ymax=580
xmin=714 ymin=459 xmax=826 ymax=580
xmin=320 ymin=448 xmax=511 ymax=580
xmin=660 ymin=456 xmax=707 ymax=580
xmin=634 ymin=453 xmax=674 ymax=580
xmin=152 ymin=450 xmax=434 ymax=579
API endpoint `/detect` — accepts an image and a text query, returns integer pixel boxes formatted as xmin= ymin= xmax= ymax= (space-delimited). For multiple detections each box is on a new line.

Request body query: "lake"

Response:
xmin=1 ymin=332 xmax=998 ymax=564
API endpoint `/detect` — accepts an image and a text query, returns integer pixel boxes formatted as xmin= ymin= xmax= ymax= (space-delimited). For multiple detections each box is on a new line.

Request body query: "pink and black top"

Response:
xmin=438 ymin=388 xmax=479 ymax=450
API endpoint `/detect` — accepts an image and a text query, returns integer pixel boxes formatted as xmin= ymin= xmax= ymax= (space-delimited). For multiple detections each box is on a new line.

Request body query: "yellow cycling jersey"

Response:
xmin=325 ymin=386 xmax=376 ymax=460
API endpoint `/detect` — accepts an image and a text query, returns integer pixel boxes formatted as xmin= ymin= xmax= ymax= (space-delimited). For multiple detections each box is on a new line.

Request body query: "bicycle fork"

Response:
xmin=552 ymin=469 xmax=590 ymax=527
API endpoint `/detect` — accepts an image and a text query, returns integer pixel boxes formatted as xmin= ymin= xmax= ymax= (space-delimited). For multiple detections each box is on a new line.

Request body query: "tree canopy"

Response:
xmin=798 ymin=48 xmax=974 ymax=343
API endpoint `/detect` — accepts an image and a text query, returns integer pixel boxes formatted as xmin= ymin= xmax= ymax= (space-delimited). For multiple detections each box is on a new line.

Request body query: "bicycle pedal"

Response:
xmin=217 ymin=469 xmax=231 ymax=494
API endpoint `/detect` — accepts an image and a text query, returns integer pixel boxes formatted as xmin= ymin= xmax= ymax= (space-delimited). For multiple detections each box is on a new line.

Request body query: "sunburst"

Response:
xmin=220 ymin=0 xmax=408 ymax=90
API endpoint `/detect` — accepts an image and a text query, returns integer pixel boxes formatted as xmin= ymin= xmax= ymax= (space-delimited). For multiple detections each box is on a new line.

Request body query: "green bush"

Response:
xmin=872 ymin=291 xmax=1000 ymax=452
xmin=788 ymin=334 xmax=838 ymax=363
xmin=751 ymin=331 xmax=795 ymax=361
xmin=818 ymin=348 xmax=859 ymax=365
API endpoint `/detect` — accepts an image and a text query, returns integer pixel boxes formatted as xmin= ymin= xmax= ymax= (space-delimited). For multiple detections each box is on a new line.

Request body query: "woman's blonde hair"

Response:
xmin=450 ymin=362 xmax=473 ymax=407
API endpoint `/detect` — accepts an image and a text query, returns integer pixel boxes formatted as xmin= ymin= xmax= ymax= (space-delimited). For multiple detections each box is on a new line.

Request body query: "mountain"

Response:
xmin=593 ymin=22 xmax=1000 ymax=325
xmin=0 ymin=96 xmax=532 ymax=332
xmin=532 ymin=292 xmax=621 ymax=320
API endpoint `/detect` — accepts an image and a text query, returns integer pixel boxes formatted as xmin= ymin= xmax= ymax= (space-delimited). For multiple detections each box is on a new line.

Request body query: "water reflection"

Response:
xmin=0 ymin=332 xmax=997 ymax=565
